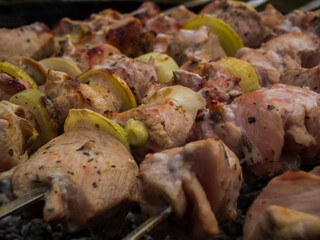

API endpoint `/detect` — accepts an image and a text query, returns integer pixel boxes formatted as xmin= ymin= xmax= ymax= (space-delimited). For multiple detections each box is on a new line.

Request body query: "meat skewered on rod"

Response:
xmin=1 ymin=0 xmax=320 ymax=239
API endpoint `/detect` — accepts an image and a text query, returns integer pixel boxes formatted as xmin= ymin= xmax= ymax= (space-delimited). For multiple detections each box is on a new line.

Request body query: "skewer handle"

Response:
xmin=0 ymin=188 xmax=45 ymax=220
xmin=122 ymin=206 xmax=172 ymax=240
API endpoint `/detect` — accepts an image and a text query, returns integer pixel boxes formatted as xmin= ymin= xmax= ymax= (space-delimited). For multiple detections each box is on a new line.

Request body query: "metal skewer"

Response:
xmin=297 ymin=0 xmax=320 ymax=12
xmin=0 ymin=188 xmax=45 ymax=220
xmin=122 ymin=206 xmax=172 ymax=240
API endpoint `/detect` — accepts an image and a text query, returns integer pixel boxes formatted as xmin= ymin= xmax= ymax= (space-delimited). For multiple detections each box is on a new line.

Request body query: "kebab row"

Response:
xmin=0 ymin=0 xmax=320 ymax=239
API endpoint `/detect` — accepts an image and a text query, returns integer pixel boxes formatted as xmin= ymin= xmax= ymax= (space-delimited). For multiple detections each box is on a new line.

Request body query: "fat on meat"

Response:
xmin=0 ymin=101 xmax=38 ymax=172
xmin=139 ymin=138 xmax=243 ymax=239
xmin=0 ymin=22 xmax=54 ymax=60
xmin=0 ymin=72 xmax=33 ymax=101
xmin=200 ymin=0 xmax=265 ymax=48
xmin=45 ymin=70 xmax=116 ymax=126
xmin=191 ymin=84 xmax=320 ymax=178
xmin=243 ymin=168 xmax=320 ymax=240
xmin=11 ymin=128 xmax=139 ymax=235
xmin=106 ymin=99 xmax=194 ymax=161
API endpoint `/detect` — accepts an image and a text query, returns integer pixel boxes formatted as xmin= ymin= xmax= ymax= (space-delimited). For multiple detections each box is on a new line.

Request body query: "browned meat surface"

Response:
xmin=105 ymin=17 xmax=143 ymax=57
xmin=7 ymin=56 xmax=47 ymax=85
xmin=129 ymin=1 xmax=160 ymax=23
xmin=165 ymin=5 xmax=197 ymax=25
xmin=94 ymin=57 xmax=157 ymax=104
xmin=244 ymin=168 xmax=320 ymax=240
xmin=60 ymin=38 xmax=156 ymax=103
xmin=0 ymin=22 xmax=54 ymax=60
xmin=139 ymin=138 xmax=242 ymax=239
xmin=53 ymin=8 xmax=122 ymax=40
xmin=145 ymin=14 xmax=180 ymax=35
xmin=280 ymin=66 xmax=320 ymax=92
xmin=45 ymin=70 xmax=116 ymax=126
xmin=165 ymin=26 xmax=226 ymax=66
xmin=193 ymin=84 xmax=320 ymax=178
xmin=236 ymin=32 xmax=320 ymax=86
xmin=168 ymin=70 xmax=204 ymax=92
xmin=198 ymin=61 xmax=243 ymax=104
xmin=259 ymin=4 xmax=285 ymax=33
xmin=0 ymin=73 xmax=33 ymax=101
xmin=301 ymin=49 xmax=320 ymax=68
xmin=11 ymin=128 xmax=139 ymax=235
xmin=106 ymin=99 xmax=194 ymax=161
xmin=0 ymin=101 xmax=38 ymax=172
xmin=275 ymin=9 xmax=320 ymax=37
xmin=236 ymin=47 xmax=280 ymax=86
xmin=200 ymin=0 xmax=265 ymax=48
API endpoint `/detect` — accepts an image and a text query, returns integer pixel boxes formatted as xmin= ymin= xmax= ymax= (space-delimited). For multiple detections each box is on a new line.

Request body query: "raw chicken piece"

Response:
xmin=0 ymin=72 xmax=33 ymax=101
xmin=200 ymin=0 xmax=265 ymax=48
xmin=11 ymin=128 xmax=139 ymax=236
xmin=0 ymin=101 xmax=38 ymax=172
xmin=140 ymin=138 xmax=242 ymax=239
xmin=106 ymin=99 xmax=194 ymax=161
xmin=243 ymin=168 xmax=320 ymax=240
xmin=191 ymin=84 xmax=320 ymax=177
xmin=45 ymin=70 xmax=116 ymax=126
xmin=0 ymin=22 xmax=54 ymax=60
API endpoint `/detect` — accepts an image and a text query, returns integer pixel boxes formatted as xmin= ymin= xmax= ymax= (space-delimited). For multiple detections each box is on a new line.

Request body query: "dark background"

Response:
xmin=0 ymin=0 xmax=311 ymax=28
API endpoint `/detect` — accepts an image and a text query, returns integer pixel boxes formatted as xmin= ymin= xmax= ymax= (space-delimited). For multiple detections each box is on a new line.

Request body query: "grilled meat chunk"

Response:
xmin=11 ymin=128 xmax=139 ymax=235
xmin=168 ymin=70 xmax=204 ymax=92
xmin=0 ymin=22 xmax=54 ymax=60
xmin=154 ymin=26 xmax=225 ymax=66
xmin=236 ymin=32 xmax=320 ymax=86
xmin=200 ymin=0 xmax=265 ymax=48
xmin=192 ymin=84 xmax=320 ymax=178
xmin=164 ymin=5 xmax=197 ymax=25
xmin=145 ymin=13 xmax=180 ymax=35
xmin=280 ymin=66 xmax=320 ymax=92
xmin=129 ymin=1 xmax=160 ymax=23
xmin=7 ymin=56 xmax=47 ymax=85
xmin=105 ymin=17 xmax=143 ymax=57
xmin=198 ymin=61 xmax=242 ymax=104
xmin=45 ymin=70 xmax=116 ymax=126
xmin=61 ymin=39 xmax=157 ymax=103
xmin=0 ymin=101 xmax=38 ymax=172
xmin=106 ymin=99 xmax=194 ymax=161
xmin=140 ymin=138 xmax=242 ymax=239
xmin=0 ymin=73 xmax=33 ymax=101
xmin=244 ymin=168 xmax=320 ymax=240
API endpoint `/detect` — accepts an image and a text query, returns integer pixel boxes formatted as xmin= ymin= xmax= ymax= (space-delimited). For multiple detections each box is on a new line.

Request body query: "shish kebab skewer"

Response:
xmin=122 ymin=1 xmax=320 ymax=239
xmin=0 ymin=0 xmax=318 ymax=238
xmin=0 ymin=0 xmax=264 ymax=219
